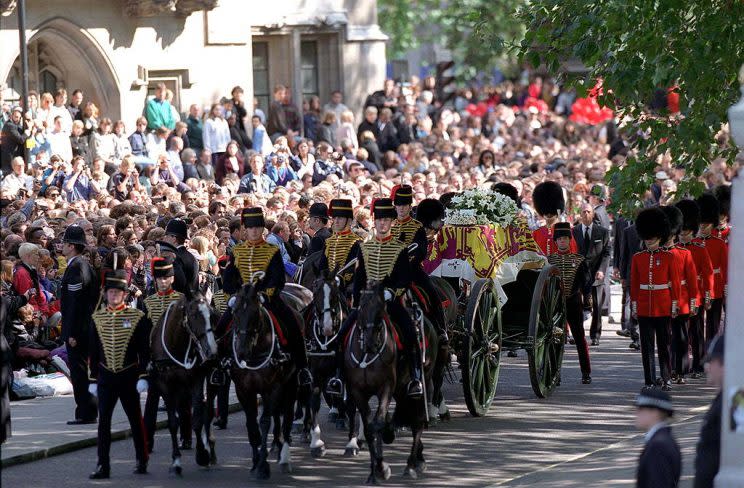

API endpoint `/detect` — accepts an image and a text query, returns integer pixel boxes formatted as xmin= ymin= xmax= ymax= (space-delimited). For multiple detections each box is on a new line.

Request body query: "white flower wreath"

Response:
xmin=443 ymin=189 xmax=518 ymax=227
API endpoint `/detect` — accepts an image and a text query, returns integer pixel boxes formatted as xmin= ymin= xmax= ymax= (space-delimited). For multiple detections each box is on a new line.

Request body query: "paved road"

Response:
xmin=1 ymin=313 xmax=716 ymax=487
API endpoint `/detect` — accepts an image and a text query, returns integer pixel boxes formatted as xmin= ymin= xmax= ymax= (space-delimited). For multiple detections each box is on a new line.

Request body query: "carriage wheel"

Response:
xmin=461 ymin=278 xmax=502 ymax=417
xmin=527 ymin=265 xmax=566 ymax=398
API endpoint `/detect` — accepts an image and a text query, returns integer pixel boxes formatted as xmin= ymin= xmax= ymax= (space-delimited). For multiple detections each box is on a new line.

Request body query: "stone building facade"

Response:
xmin=0 ymin=0 xmax=387 ymax=125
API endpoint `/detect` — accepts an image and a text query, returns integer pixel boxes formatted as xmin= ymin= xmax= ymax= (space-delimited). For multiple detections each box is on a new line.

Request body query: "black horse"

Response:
xmin=230 ymin=281 xmax=299 ymax=480
xmin=345 ymin=283 xmax=438 ymax=484
xmin=149 ymin=292 xmax=219 ymax=475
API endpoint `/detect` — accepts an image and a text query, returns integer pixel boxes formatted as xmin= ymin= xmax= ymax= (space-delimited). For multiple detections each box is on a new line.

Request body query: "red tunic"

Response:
xmin=694 ymin=235 xmax=728 ymax=299
xmin=666 ymin=246 xmax=698 ymax=315
xmin=677 ymin=241 xmax=714 ymax=307
xmin=630 ymin=249 xmax=681 ymax=318
xmin=711 ymin=225 xmax=730 ymax=244
xmin=533 ymin=225 xmax=578 ymax=256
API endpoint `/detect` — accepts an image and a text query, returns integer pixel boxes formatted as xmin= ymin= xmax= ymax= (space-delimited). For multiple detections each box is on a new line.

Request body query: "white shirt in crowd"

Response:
xmin=146 ymin=133 xmax=167 ymax=162
xmin=48 ymin=104 xmax=74 ymax=134
xmin=203 ymin=116 xmax=230 ymax=154
xmin=47 ymin=128 xmax=73 ymax=162
xmin=167 ymin=149 xmax=185 ymax=181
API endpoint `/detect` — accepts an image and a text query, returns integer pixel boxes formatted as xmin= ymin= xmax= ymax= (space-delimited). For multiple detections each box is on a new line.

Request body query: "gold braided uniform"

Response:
xmin=143 ymin=291 xmax=184 ymax=327
xmin=91 ymin=307 xmax=147 ymax=374
xmin=324 ymin=229 xmax=362 ymax=284
xmin=231 ymin=240 xmax=281 ymax=297
xmin=212 ymin=289 xmax=229 ymax=315
xmin=358 ymin=236 xmax=408 ymax=296
xmin=392 ymin=217 xmax=423 ymax=247
xmin=548 ymin=253 xmax=586 ymax=297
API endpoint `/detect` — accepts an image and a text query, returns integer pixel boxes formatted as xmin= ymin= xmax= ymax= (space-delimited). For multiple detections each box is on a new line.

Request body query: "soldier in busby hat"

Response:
xmin=547 ymin=222 xmax=592 ymax=384
xmin=694 ymin=193 xmax=728 ymax=345
xmin=712 ymin=185 xmax=731 ymax=243
xmin=88 ymin=270 xmax=150 ymax=479
xmin=390 ymin=184 xmax=448 ymax=344
xmin=60 ymin=225 xmax=100 ymax=425
xmin=317 ymin=199 xmax=362 ymax=287
xmin=659 ymin=206 xmax=699 ymax=384
xmin=327 ymin=198 xmax=425 ymax=398
xmin=415 ymin=198 xmax=446 ymax=240
xmin=631 ymin=207 xmax=681 ymax=391
xmin=532 ymin=181 xmax=577 ymax=255
xmin=223 ymin=207 xmax=312 ymax=387
xmin=675 ymin=199 xmax=714 ymax=378
xmin=635 ymin=388 xmax=681 ymax=488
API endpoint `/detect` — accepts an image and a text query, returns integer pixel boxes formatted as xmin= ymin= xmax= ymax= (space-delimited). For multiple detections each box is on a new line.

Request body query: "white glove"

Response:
xmin=228 ymin=296 xmax=237 ymax=309
xmin=136 ymin=379 xmax=149 ymax=393
xmin=383 ymin=289 xmax=394 ymax=302
xmin=88 ymin=383 xmax=98 ymax=397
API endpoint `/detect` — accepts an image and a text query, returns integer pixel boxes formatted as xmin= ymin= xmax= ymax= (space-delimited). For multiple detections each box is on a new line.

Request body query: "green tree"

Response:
xmin=514 ymin=0 xmax=744 ymax=210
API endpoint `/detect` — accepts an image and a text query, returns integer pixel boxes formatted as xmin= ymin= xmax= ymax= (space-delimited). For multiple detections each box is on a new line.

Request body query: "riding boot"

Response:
xmin=407 ymin=344 xmax=424 ymax=398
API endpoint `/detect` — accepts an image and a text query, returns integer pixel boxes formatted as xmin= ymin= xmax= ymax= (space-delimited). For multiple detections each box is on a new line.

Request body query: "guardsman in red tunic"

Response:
xmin=631 ymin=207 xmax=681 ymax=391
xmin=532 ymin=181 xmax=578 ymax=255
xmin=675 ymin=199 xmax=714 ymax=378
xmin=695 ymin=193 xmax=728 ymax=345
xmin=711 ymin=185 xmax=731 ymax=243
xmin=547 ymin=222 xmax=592 ymax=384
xmin=660 ymin=206 xmax=699 ymax=384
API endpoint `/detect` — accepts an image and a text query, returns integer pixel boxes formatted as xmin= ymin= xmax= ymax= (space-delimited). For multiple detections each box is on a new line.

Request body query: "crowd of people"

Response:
xmin=0 ymin=71 xmax=738 ymax=485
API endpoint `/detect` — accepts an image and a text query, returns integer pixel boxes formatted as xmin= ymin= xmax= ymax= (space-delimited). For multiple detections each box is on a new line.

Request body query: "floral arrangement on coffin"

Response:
xmin=444 ymin=188 xmax=519 ymax=227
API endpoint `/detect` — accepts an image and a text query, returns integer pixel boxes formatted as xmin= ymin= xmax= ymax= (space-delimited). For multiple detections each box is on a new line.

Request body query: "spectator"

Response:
xmin=164 ymin=89 xmax=181 ymax=126
xmin=185 ymin=104 xmax=204 ymax=152
xmin=63 ymin=156 xmax=99 ymax=202
xmin=13 ymin=243 xmax=50 ymax=317
xmin=1 ymin=157 xmax=33 ymax=197
xmin=303 ymin=95 xmax=321 ymax=141
xmin=128 ymin=117 xmax=150 ymax=166
xmin=150 ymin=154 xmax=186 ymax=192
xmin=294 ymin=139 xmax=315 ymax=178
xmin=36 ymin=92 xmax=53 ymax=128
xmin=357 ymin=105 xmax=380 ymax=142
xmin=166 ymin=136 xmax=186 ymax=181
xmin=323 ymin=90 xmax=349 ymax=129
xmin=90 ymin=118 xmax=117 ymax=173
xmin=267 ymin=84 xmax=288 ymax=139
xmin=317 ymin=111 xmax=338 ymax=148
xmin=336 ymin=110 xmax=358 ymax=153
xmin=195 ymin=149 xmax=215 ymax=182
xmin=215 ymin=140 xmax=245 ymax=184
xmin=251 ymin=114 xmax=272 ymax=156
xmin=266 ymin=147 xmax=298 ymax=187
xmin=181 ymin=148 xmax=199 ymax=180
xmin=265 ymin=221 xmax=298 ymax=277
xmin=230 ymin=86 xmax=248 ymax=133
xmin=79 ymin=101 xmax=99 ymax=137
xmin=227 ymin=113 xmax=251 ymax=155
xmin=67 ymin=89 xmax=84 ymax=121
xmin=359 ymin=130 xmax=382 ymax=169
xmin=377 ymin=107 xmax=399 ymax=152
xmin=146 ymin=126 xmax=170 ymax=163
xmin=203 ymin=103 xmax=230 ymax=166
xmin=313 ymin=144 xmax=344 ymax=186
xmin=238 ymin=153 xmax=275 ymax=195
xmin=49 ymin=89 xmax=73 ymax=134
xmin=47 ymin=116 xmax=73 ymax=163
xmin=145 ymin=82 xmax=176 ymax=131
xmin=109 ymin=155 xmax=141 ymax=201
xmin=112 ymin=120 xmax=133 ymax=163
xmin=167 ymin=121 xmax=191 ymax=153
xmin=69 ymin=120 xmax=90 ymax=162
xmin=1 ymin=107 xmax=27 ymax=174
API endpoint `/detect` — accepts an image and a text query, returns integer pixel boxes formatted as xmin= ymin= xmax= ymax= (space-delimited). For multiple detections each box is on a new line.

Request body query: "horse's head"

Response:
xmin=184 ymin=292 xmax=218 ymax=363
xmin=231 ymin=279 xmax=265 ymax=360
xmin=312 ymin=267 xmax=343 ymax=337
xmin=357 ymin=282 xmax=387 ymax=355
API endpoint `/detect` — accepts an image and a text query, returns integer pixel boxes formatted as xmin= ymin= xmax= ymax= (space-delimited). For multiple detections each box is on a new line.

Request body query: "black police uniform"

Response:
xmin=308 ymin=203 xmax=331 ymax=254
xmin=635 ymin=389 xmax=681 ymax=488
xmin=60 ymin=226 xmax=100 ymax=423
xmin=89 ymin=271 xmax=150 ymax=478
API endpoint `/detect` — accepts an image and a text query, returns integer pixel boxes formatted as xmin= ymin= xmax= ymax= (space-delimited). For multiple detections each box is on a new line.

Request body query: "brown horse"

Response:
xmin=230 ymin=281 xmax=298 ymax=480
xmin=345 ymin=283 xmax=438 ymax=484
xmin=149 ymin=292 xmax=219 ymax=475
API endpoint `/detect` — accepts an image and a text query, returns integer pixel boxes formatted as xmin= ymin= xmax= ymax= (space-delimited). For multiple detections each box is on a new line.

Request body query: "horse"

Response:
xmin=149 ymin=291 xmax=220 ymax=475
xmin=345 ymin=283 xmax=438 ymax=484
xmin=300 ymin=266 xmax=357 ymax=457
xmin=230 ymin=279 xmax=299 ymax=480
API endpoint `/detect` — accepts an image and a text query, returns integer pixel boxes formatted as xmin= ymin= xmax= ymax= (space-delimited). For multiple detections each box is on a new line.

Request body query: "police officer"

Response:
xmin=163 ymin=218 xmax=199 ymax=297
xmin=635 ymin=388 xmax=681 ymax=488
xmin=694 ymin=335 xmax=724 ymax=488
xmin=695 ymin=193 xmax=728 ymax=345
xmin=390 ymin=185 xmax=447 ymax=343
xmin=308 ymin=202 xmax=331 ymax=254
xmin=223 ymin=207 xmax=312 ymax=387
xmin=88 ymin=270 xmax=150 ymax=479
xmin=317 ymin=198 xmax=362 ymax=288
xmin=327 ymin=198 xmax=424 ymax=398
xmin=547 ymin=222 xmax=592 ymax=384
xmin=142 ymin=256 xmax=192 ymax=451
xmin=60 ymin=225 xmax=100 ymax=425
xmin=532 ymin=181 xmax=578 ymax=255
xmin=631 ymin=207 xmax=681 ymax=391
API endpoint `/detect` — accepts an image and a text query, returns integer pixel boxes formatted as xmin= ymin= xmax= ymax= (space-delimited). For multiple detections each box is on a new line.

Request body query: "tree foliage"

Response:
xmin=515 ymin=0 xmax=744 ymax=211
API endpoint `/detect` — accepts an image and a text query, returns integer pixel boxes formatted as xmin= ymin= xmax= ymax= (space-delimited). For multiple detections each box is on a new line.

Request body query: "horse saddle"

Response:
xmin=281 ymin=283 xmax=313 ymax=314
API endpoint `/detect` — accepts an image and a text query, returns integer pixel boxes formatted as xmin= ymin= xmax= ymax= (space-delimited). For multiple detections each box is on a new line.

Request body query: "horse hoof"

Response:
xmin=310 ymin=446 xmax=326 ymax=458
xmin=439 ymin=411 xmax=451 ymax=421
xmin=366 ymin=474 xmax=378 ymax=485
xmin=210 ymin=454 xmax=218 ymax=465
xmin=280 ymin=463 xmax=292 ymax=473
xmin=381 ymin=463 xmax=392 ymax=480
xmin=403 ymin=467 xmax=418 ymax=479
xmin=335 ymin=418 xmax=347 ymax=430
xmin=416 ymin=462 xmax=427 ymax=475
xmin=195 ymin=449 xmax=210 ymax=467
xmin=344 ymin=448 xmax=359 ymax=457
xmin=169 ymin=465 xmax=183 ymax=477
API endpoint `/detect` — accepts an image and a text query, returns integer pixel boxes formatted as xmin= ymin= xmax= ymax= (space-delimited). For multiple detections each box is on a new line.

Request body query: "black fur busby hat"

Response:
xmin=714 ymin=185 xmax=731 ymax=219
xmin=415 ymin=198 xmax=445 ymax=230
xmin=328 ymin=199 xmax=354 ymax=219
xmin=151 ymin=256 xmax=175 ymax=279
xmin=104 ymin=269 xmax=129 ymax=291
xmin=391 ymin=184 xmax=414 ymax=206
xmin=635 ymin=206 xmax=670 ymax=241
xmin=660 ymin=206 xmax=683 ymax=236
xmin=532 ymin=181 xmax=565 ymax=217
xmin=675 ymin=199 xmax=701 ymax=234
xmin=696 ymin=193 xmax=720 ymax=225
xmin=241 ymin=207 xmax=265 ymax=228
xmin=371 ymin=198 xmax=396 ymax=219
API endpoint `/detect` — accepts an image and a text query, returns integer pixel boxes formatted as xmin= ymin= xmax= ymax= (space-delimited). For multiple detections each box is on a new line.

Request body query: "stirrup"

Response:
xmin=407 ymin=379 xmax=423 ymax=398
xmin=298 ymin=368 xmax=313 ymax=387
xmin=326 ymin=377 xmax=343 ymax=397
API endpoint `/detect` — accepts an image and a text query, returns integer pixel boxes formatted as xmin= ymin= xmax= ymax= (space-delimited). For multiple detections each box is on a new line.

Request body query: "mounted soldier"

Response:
xmin=317 ymin=198 xmax=362 ymax=290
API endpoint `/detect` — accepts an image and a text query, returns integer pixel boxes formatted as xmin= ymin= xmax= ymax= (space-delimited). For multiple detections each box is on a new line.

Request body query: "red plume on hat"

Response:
xmin=327 ymin=200 xmax=334 ymax=217
xmin=390 ymin=184 xmax=401 ymax=202
xmin=150 ymin=256 xmax=165 ymax=275
xmin=370 ymin=198 xmax=379 ymax=215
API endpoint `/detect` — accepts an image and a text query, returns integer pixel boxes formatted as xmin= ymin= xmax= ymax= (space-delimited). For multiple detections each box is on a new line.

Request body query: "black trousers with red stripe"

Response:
xmin=638 ymin=316 xmax=672 ymax=386
xmin=566 ymin=293 xmax=591 ymax=375
xmin=96 ymin=367 xmax=148 ymax=469
xmin=671 ymin=314 xmax=690 ymax=377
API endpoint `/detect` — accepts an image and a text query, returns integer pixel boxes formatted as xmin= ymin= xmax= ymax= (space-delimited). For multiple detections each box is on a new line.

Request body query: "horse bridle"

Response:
xmin=311 ymin=277 xmax=344 ymax=352
xmin=349 ymin=291 xmax=390 ymax=369
xmin=161 ymin=299 xmax=214 ymax=369
xmin=232 ymin=294 xmax=277 ymax=370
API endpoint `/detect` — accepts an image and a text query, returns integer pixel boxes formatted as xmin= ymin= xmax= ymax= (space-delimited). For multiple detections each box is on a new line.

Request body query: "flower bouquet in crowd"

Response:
xmin=444 ymin=188 xmax=518 ymax=227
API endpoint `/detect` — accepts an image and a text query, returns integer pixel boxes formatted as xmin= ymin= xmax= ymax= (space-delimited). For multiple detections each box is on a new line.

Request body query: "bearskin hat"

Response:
xmin=714 ymin=185 xmax=731 ymax=218
xmin=635 ymin=207 xmax=670 ymax=241
xmin=415 ymin=198 xmax=445 ymax=229
xmin=492 ymin=182 xmax=520 ymax=205
xmin=660 ymin=206 xmax=683 ymax=236
xmin=532 ymin=181 xmax=565 ymax=217
xmin=675 ymin=199 xmax=701 ymax=234
xmin=696 ymin=192 xmax=720 ymax=225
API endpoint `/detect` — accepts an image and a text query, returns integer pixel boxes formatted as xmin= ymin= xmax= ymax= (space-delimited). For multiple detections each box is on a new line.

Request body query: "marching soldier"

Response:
xmin=327 ymin=198 xmax=424 ymax=398
xmin=88 ymin=270 xmax=150 ymax=479
xmin=223 ymin=207 xmax=312 ymax=387
xmin=532 ymin=181 xmax=578 ymax=255
xmin=547 ymin=222 xmax=592 ymax=384
xmin=695 ymin=193 xmax=728 ymax=345
xmin=390 ymin=185 xmax=448 ymax=343
xmin=631 ymin=207 xmax=681 ymax=391
xmin=711 ymin=185 xmax=731 ymax=243
xmin=317 ymin=199 xmax=362 ymax=288
xmin=660 ymin=206 xmax=699 ymax=384
xmin=60 ymin=225 xmax=100 ymax=425
xmin=675 ymin=199 xmax=714 ymax=378
xmin=142 ymin=256 xmax=192 ymax=451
